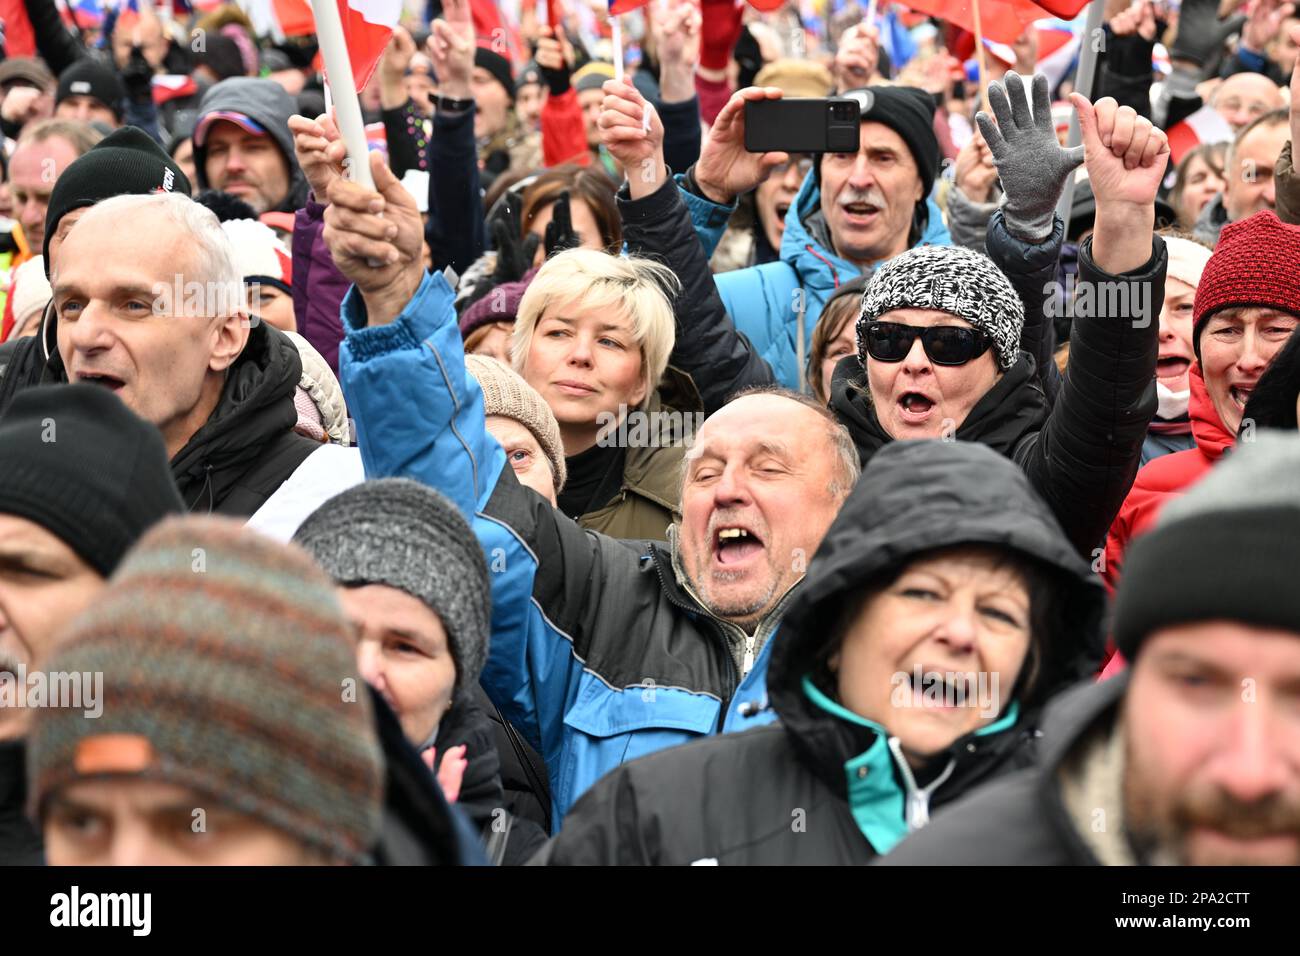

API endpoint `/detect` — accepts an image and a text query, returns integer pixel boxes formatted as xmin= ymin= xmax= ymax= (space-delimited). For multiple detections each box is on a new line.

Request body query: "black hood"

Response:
xmin=829 ymin=349 xmax=1049 ymax=467
xmin=170 ymin=321 xmax=304 ymax=510
xmin=768 ymin=439 xmax=1104 ymax=791
xmin=1242 ymin=328 xmax=1300 ymax=432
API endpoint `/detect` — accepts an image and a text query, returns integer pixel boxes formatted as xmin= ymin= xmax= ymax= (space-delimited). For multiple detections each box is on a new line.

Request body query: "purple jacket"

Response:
xmin=292 ymin=200 xmax=351 ymax=372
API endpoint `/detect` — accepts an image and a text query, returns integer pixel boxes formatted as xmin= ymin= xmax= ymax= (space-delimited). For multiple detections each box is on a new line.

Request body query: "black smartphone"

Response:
xmin=743 ymin=98 xmax=861 ymax=154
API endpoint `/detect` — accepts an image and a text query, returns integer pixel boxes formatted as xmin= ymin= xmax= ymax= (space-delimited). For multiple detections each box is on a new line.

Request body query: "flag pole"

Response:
xmin=311 ymin=0 xmax=375 ymax=189
xmin=971 ymin=0 xmax=991 ymax=115
xmin=611 ymin=13 xmax=624 ymax=82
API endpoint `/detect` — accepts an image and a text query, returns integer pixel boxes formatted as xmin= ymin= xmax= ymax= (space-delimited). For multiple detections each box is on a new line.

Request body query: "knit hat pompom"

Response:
xmin=28 ymin=516 xmax=383 ymax=864
xmin=466 ymin=353 xmax=567 ymax=493
xmin=1193 ymin=211 xmax=1300 ymax=358
xmin=856 ymin=244 xmax=1025 ymax=371
xmin=293 ymin=479 xmax=491 ymax=700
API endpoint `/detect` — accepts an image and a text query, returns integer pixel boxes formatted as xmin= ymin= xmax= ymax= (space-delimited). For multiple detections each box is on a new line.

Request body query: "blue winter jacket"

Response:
xmin=682 ymin=172 xmax=952 ymax=388
xmin=338 ymin=273 xmax=781 ymax=829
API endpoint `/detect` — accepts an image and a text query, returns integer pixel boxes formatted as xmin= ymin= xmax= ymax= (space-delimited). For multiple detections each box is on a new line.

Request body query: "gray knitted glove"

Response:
xmin=975 ymin=72 xmax=1084 ymax=242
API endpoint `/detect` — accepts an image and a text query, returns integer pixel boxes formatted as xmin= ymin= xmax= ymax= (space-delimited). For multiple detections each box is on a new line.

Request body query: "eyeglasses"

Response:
xmin=861 ymin=322 xmax=993 ymax=366
xmin=770 ymin=155 xmax=814 ymax=177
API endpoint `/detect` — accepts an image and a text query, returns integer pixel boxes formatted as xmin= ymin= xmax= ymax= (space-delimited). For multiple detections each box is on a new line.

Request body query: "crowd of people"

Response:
xmin=1 ymin=0 xmax=1299 ymax=867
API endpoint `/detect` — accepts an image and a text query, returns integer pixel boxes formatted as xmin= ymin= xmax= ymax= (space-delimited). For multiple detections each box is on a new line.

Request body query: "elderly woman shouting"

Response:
xmin=603 ymin=72 xmax=1170 ymax=558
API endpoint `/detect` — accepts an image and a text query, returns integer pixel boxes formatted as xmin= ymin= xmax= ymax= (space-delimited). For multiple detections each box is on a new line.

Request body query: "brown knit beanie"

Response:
xmin=466 ymin=354 xmax=567 ymax=493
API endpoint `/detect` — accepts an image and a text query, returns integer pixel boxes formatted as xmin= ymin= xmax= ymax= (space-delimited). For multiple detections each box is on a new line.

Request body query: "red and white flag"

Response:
xmin=1166 ymin=104 xmax=1234 ymax=166
xmin=268 ymin=0 xmax=400 ymax=91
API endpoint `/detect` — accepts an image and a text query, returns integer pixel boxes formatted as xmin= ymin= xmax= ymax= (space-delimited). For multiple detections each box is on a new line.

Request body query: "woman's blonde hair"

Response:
xmin=512 ymin=249 xmax=679 ymax=410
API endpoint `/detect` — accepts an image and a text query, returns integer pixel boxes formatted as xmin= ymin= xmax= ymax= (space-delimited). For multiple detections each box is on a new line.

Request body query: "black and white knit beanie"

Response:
xmin=1114 ymin=431 xmax=1300 ymax=659
xmin=293 ymin=478 xmax=490 ymax=701
xmin=856 ymin=245 xmax=1025 ymax=372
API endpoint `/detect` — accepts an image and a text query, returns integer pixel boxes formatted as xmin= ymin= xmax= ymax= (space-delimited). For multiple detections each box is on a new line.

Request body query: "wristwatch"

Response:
xmin=435 ymin=94 xmax=474 ymax=113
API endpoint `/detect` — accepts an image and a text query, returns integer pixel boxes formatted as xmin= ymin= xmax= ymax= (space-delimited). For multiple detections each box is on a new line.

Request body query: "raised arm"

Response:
xmin=1015 ymin=90 xmax=1169 ymax=557
xmin=321 ymin=157 xmax=642 ymax=802
xmin=599 ymin=79 xmax=775 ymax=413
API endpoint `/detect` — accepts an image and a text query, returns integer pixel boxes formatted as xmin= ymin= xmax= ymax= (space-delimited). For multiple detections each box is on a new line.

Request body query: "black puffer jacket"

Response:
xmin=878 ymin=675 xmax=1129 ymax=866
xmin=0 ymin=311 xmax=318 ymax=517
xmin=539 ymin=440 xmax=1104 ymax=865
xmin=618 ymin=175 xmax=776 ymax=416
xmin=830 ymin=215 xmax=1167 ymax=559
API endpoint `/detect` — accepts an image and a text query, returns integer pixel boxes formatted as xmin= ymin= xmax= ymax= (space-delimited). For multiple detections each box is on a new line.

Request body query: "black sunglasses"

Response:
xmin=862 ymin=322 xmax=993 ymax=367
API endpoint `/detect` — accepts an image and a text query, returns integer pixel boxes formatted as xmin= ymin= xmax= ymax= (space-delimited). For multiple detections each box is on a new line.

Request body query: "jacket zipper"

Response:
xmin=650 ymin=555 xmax=740 ymax=722
xmin=887 ymin=736 xmax=957 ymax=831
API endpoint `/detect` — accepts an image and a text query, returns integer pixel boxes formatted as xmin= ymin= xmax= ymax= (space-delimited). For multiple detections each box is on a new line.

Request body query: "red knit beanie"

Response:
xmin=1193 ymin=210 xmax=1300 ymax=359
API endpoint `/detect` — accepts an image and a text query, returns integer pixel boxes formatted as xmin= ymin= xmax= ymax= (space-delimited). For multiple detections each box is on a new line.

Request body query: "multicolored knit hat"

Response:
xmin=1193 ymin=210 xmax=1300 ymax=359
xmin=857 ymin=244 xmax=1025 ymax=371
xmin=27 ymin=516 xmax=384 ymax=864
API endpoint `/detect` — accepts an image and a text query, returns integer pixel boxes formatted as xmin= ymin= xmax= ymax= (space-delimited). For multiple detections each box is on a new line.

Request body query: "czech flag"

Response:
xmin=269 ymin=0 xmax=399 ymax=91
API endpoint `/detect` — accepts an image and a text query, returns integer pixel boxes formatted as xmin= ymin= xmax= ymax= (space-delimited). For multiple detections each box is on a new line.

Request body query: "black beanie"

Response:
xmin=43 ymin=125 xmax=193 ymax=271
xmin=194 ymin=33 xmax=248 ymax=84
xmin=474 ymin=47 xmax=515 ymax=102
xmin=1113 ymin=432 xmax=1300 ymax=660
xmin=56 ymin=58 xmax=126 ymax=119
xmin=0 ymin=385 xmax=185 ymax=577
xmin=837 ymin=85 xmax=940 ymax=199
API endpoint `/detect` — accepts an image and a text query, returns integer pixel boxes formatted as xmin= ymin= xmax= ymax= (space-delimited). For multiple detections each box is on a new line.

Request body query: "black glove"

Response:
xmin=1168 ymin=0 xmax=1246 ymax=72
xmin=491 ymin=216 xmax=540 ymax=284
xmin=539 ymin=32 xmax=572 ymax=97
xmin=121 ymin=46 xmax=155 ymax=106
xmin=543 ymin=191 xmax=581 ymax=258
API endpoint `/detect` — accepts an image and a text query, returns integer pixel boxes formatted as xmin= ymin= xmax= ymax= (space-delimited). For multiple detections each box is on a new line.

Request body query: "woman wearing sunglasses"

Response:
xmin=830 ymin=72 xmax=1172 ymax=560
xmin=538 ymin=439 xmax=1102 ymax=865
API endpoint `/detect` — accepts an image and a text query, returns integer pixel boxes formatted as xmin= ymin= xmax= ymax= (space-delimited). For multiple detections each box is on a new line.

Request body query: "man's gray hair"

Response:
xmin=75 ymin=192 xmax=242 ymax=318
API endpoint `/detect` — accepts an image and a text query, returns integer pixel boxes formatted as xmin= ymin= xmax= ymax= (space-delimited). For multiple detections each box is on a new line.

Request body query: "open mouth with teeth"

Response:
xmin=714 ymin=526 xmax=764 ymax=566
xmin=77 ymin=372 xmax=126 ymax=392
xmin=906 ymin=670 xmax=971 ymax=708
xmin=897 ymin=391 xmax=935 ymax=423
xmin=775 ymin=202 xmax=791 ymax=222
xmin=1229 ymin=384 xmax=1255 ymax=410
xmin=1156 ymin=356 xmax=1191 ymax=379
xmin=842 ymin=201 xmax=880 ymax=220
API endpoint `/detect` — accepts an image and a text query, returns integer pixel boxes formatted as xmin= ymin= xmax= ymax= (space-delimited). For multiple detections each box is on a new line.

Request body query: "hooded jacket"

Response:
xmin=192 ymin=78 xmax=310 ymax=213
xmin=878 ymin=674 xmax=1130 ymax=866
xmin=682 ymin=170 xmax=952 ymax=389
xmin=0 ymin=307 xmax=320 ymax=518
xmin=538 ymin=440 xmax=1104 ymax=865
xmin=831 ymin=218 xmax=1166 ymax=562
xmin=337 ymin=270 xmax=786 ymax=827
xmin=1103 ymin=362 xmax=1233 ymax=591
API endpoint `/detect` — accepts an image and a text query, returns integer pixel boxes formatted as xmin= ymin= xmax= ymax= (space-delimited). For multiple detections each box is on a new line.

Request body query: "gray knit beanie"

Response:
xmin=292 ymin=479 xmax=490 ymax=700
xmin=857 ymin=244 xmax=1025 ymax=372
xmin=466 ymin=354 xmax=567 ymax=493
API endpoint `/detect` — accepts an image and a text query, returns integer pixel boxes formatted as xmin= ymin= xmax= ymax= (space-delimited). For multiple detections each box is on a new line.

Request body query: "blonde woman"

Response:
xmin=511 ymin=248 xmax=686 ymax=540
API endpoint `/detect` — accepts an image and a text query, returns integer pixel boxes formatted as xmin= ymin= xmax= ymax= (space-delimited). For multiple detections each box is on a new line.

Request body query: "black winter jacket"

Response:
xmin=0 ymin=312 xmax=318 ymax=517
xmin=618 ymin=175 xmax=776 ymax=416
xmin=540 ymin=440 xmax=1105 ymax=865
xmin=831 ymin=219 xmax=1167 ymax=559
xmin=878 ymin=675 xmax=1129 ymax=866
xmin=0 ymin=739 xmax=42 ymax=865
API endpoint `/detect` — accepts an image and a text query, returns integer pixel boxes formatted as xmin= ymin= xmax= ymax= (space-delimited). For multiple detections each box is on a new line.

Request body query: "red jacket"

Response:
xmin=1103 ymin=362 xmax=1234 ymax=592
